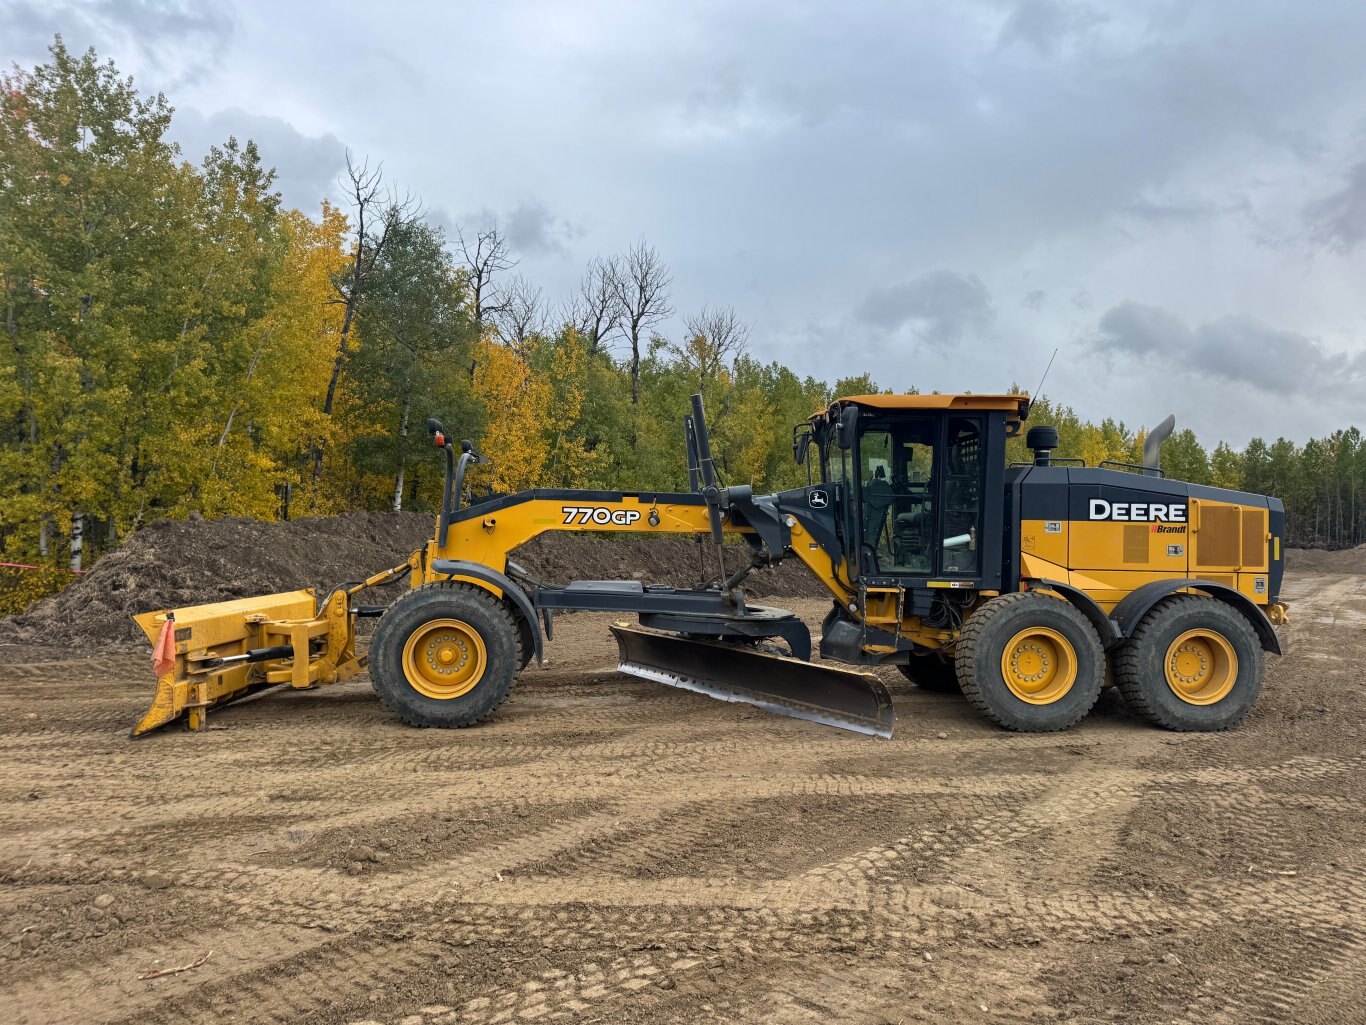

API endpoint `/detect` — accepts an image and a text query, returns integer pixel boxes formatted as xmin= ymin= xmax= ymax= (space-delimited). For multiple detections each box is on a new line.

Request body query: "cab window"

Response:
xmin=859 ymin=418 xmax=936 ymax=575
xmin=857 ymin=415 xmax=983 ymax=577
xmin=940 ymin=417 xmax=982 ymax=576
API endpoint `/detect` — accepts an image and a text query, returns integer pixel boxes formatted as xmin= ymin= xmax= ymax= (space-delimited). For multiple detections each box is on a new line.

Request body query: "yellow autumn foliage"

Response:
xmin=471 ymin=338 xmax=553 ymax=493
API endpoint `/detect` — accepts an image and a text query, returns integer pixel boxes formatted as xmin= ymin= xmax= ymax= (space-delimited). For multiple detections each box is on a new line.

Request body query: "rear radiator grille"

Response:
xmin=1242 ymin=508 xmax=1268 ymax=569
xmin=1196 ymin=505 xmax=1241 ymax=568
xmin=1123 ymin=524 xmax=1150 ymax=564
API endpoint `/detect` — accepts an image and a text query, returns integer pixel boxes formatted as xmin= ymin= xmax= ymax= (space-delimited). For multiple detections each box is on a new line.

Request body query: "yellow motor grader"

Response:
xmin=133 ymin=393 xmax=1286 ymax=739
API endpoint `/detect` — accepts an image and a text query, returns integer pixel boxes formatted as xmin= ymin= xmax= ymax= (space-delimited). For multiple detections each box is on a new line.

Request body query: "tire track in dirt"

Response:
xmin=4 ymin=575 xmax=1363 ymax=1024
xmin=1171 ymin=928 xmax=1366 ymax=1025
xmin=8 ymin=921 xmax=332 ymax=1025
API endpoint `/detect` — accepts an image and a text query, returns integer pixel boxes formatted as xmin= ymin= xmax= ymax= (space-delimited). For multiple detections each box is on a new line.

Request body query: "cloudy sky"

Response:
xmin=7 ymin=0 xmax=1366 ymax=446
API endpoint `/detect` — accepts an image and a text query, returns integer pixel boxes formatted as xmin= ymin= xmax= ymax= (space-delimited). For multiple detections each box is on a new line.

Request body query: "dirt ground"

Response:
xmin=1 ymin=567 xmax=1363 ymax=1024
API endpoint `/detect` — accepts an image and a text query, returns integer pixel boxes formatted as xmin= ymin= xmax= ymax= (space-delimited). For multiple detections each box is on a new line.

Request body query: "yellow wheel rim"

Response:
xmin=1000 ymin=627 xmax=1077 ymax=704
xmin=1164 ymin=629 xmax=1237 ymax=705
xmin=402 ymin=618 xmax=487 ymax=700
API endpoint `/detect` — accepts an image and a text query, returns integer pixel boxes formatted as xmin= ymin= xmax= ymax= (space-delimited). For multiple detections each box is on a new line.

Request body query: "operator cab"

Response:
xmin=803 ymin=394 xmax=1028 ymax=592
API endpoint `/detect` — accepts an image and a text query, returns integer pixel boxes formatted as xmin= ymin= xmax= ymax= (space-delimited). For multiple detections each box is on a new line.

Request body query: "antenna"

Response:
xmin=1031 ymin=347 xmax=1058 ymax=406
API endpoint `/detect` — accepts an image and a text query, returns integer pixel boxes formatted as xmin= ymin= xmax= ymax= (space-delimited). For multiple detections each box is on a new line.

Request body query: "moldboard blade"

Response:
xmin=610 ymin=623 xmax=894 ymax=739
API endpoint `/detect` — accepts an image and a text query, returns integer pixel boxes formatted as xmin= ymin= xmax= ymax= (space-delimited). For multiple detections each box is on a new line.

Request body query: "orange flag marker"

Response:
xmin=152 ymin=615 xmax=177 ymax=678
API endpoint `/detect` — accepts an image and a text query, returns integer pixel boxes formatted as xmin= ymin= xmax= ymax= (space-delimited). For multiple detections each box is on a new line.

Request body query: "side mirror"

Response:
xmin=836 ymin=405 xmax=859 ymax=450
xmin=426 ymin=417 xmax=444 ymax=436
xmin=793 ymin=430 xmax=811 ymax=465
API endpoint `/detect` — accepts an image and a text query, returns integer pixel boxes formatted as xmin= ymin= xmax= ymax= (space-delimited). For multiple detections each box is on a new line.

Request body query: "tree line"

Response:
xmin=1 ymin=40 xmax=1361 ymax=598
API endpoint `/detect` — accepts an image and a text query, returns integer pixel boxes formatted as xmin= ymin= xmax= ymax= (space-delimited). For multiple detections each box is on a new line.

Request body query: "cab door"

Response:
xmin=853 ymin=413 xmax=990 ymax=584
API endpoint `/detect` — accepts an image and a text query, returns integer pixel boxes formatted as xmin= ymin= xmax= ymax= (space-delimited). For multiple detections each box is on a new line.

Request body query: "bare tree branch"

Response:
xmin=674 ymin=305 xmax=750 ymax=389
xmin=454 ymin=223 xmax=517 ymax=325
xmin=566 ymin=254 xmax=624 ymax=356
xmin=312 ymin=151 xmax=421 ymax=485
xmin=615 ymin=238 xmax=673 ymax=406
xmin=495 ymin=275 xmax=546 ymax=355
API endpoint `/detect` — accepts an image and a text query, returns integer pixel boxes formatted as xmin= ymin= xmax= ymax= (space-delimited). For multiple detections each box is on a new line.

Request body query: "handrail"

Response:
xmin=1099 ymin=459 xmax=1164 ymax=477
xmin=1009 ymin=457 xmax=1086 ymax=468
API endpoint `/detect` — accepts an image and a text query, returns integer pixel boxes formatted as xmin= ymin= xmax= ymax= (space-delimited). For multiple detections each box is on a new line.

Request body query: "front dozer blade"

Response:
xmin=611 ymin=624 xmax=895 ymax=738
xmin=131 ymin=590 xmax=319 ymax=738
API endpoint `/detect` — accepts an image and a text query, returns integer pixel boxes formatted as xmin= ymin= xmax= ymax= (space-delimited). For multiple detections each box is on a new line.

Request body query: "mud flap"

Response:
xmin=611 ymin=624 xmax=895 ymax=739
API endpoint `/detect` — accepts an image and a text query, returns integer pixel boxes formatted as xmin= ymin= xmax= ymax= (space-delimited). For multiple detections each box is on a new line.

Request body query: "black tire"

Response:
xmin=956 ymin=591 xmax=1105 ymax=731
xmin=1114 ymin=595 xmax=1263 ymax=731
xmin=513 ymin=611 xmax=535 ymax=672
xmin=369 ymin=582 xmax=519 ymax=728
xmin=898 ymin=655 xmax=961 ymax=693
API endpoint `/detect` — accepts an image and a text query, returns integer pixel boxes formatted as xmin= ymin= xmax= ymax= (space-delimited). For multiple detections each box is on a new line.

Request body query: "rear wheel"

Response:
xmin=369 ymin=583 xmax=519 ymax=728
xmin=956 ymin=591 xmax=1105 ymax=731
xmin=1114 ymin=595 xmax=1262 ymax=731
xmin=898 ymin=655 xmax=961 ymax=693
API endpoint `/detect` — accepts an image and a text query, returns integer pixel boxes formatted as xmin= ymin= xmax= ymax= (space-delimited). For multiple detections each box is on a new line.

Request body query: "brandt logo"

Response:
xmin=808 ymin=490 xmax=829 ymax=509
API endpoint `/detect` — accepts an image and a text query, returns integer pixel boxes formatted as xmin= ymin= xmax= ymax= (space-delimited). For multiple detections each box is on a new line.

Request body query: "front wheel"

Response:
xmin=955 ymin=591 xmax=1105 ymax=731
xmin=1114 ymin=595 xmax=1263 ymax=731
xmin=898 ymin=655 xmax=961 ymax=694
xmin=369 ymin=583 xmax=519 ymax=728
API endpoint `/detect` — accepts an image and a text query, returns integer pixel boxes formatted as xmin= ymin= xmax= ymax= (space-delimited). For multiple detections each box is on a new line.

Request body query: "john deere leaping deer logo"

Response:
xmin=809 ymin=490 xmax=829 ymax=509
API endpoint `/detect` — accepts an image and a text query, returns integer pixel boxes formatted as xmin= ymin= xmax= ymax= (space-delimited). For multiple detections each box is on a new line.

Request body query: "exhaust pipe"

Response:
xmin=1142 ymin=414 xmax=1176 ymax=475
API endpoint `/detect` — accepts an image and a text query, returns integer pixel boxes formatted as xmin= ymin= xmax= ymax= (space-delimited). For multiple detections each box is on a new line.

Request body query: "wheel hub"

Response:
xmin=403 ymin=618 xmax=487 ymax=699
xmin=1164 ymin=629 xmax=1237 ymax=705
xmin=1000 ymin=627 xmax=1077 ymax=704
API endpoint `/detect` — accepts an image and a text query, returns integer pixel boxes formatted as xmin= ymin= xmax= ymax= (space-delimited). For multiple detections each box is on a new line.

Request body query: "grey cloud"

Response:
xmin=855 ymin=270 xmax=994 ymax=348
xmin=1021 ymin=289 xmax=1046 ymax=312
xmin=1305 ymin=161 xmax=1366 ymax=253
xmin=683 ymin=64 xmax=747 ymax=119
xmin=1092 ymin=301 xmax=1189 ymax=358
xmin=1123 ymin=192 xmax=1253 ymax=225
xmin=1093 ymin=302 xmax=1364 ymax=395
xmin=3 ymin=1 xmax=66 ymax=56
xmin=2 ymin=0 xmax=233 ymax=85
xmin=453 ymin=201 xmax=579 ymax=258
xmin=505 ymin=201 xmax=581 ymax=257
xmin=169 ymin=108 xmax=346 ymax=210
xmin=996 ymin=0 xmax=1104 ymax=55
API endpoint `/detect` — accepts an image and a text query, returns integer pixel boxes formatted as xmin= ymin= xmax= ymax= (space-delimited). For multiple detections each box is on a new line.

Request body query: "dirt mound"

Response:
xmin=0 ymin=514 xmax=827 ymax=650
xmin=0 ymin=513 xmax=435 ymax=650
xmin=511 ymin=533 xmax=827 ymax=599
xmin=1285 ymin=544 xmax=1366 ymax=575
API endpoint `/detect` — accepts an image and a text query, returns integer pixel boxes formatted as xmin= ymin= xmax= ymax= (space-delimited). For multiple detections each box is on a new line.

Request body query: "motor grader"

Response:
xmin=132 ymin=393 xmax=1287 ymax=739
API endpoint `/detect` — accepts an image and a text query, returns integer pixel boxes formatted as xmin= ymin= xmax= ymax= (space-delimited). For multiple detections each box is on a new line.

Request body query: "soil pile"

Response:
xmin=0 ymin=513 xmax=434 ymax=649
xmin=511 ymin=533 xmax=827 ymax=598
xmin=1286 ymin=544 xmax=1366 ymax=575
xmin=1 ymin=513 xmax=826 ymax=650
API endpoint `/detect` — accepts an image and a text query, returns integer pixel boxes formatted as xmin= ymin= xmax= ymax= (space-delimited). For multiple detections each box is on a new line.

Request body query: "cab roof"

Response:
xmin=834 ymin=393 xmax=1030 ymax=415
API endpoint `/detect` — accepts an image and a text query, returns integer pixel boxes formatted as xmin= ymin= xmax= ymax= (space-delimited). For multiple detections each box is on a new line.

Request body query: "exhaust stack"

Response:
xmin=1143 ymin=414 xmax=1176 ymax=475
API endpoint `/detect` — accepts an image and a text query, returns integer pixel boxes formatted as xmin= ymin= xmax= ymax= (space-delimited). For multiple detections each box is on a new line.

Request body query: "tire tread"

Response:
xmin=370 ymin=582 xmax=519 ymax=728
xmin=956 ymin=591 xmax=1104 ymax=731
xmin=1113 ymin=594 xmax=1262 ymax=732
